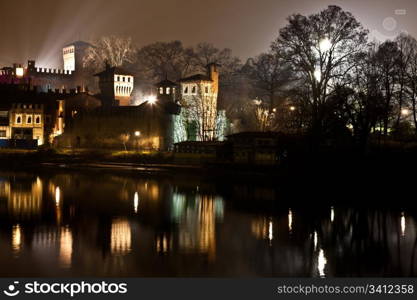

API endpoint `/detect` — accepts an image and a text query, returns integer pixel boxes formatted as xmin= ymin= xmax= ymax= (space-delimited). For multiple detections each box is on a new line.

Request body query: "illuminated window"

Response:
xmin=16 ymin=115 xmax=22 ymax=124
xmin=166 ymin=87 xmax=170 ymax=94
xmin=160 ymin=87 xmax=163 ymax=94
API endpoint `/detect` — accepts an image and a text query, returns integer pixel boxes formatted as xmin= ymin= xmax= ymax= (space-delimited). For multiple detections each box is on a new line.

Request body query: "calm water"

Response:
xmin=0 ymin=169 xmax=416 ymax=277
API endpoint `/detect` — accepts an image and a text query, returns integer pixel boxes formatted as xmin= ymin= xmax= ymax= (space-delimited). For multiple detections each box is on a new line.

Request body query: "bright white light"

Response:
xmin=134 ymin=192 xmax=139 ymax=213
xmin=319 ymin=38 xmax=332 ymax=52
xmin=134 ymin=131 xmax=141 ymax=137
xmin=314 ymin=231 xmax=318 ymax=249
xmin=268 ymin=220 xmax=273 ymax=242
xmin=288 ymin=209 xmax=293 ymax=233
xmin=401 ymin=108 xmax=410 ymax=116
xmin=290 ymin=106 xmax=296 ymax=111
xmin=314 ymin=69 xmax=321 ymax=82
xmin=145 ymin=95 xmax=157 ymax=105
xmin=401 ymin=212 xmax=406 ymax=237
xmin=318 ymin=249 xmax=327 ymax=277
xmin=15 ymin=67 xmax=24 ymax=77
xmin=55 ymin=186 xmax=61 ymax=206
xmin=330 ymin=207 xmax=334 ymax=222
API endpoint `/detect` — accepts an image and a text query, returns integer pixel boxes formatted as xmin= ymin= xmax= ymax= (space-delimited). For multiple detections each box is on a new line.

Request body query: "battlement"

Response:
xmin=33 ymin=67 xmax=73 ymax=75
xmin=26 ymin=60 xmax=74 ymax=77
xmin=29 ymin=84 xmax=89 ymax=96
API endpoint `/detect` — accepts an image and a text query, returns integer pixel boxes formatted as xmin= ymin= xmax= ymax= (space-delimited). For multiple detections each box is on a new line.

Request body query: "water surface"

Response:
xmin=0 ymin=170 xmax=416 ymax=277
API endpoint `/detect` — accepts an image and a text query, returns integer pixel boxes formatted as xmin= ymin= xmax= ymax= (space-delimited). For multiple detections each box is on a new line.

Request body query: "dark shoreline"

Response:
xmin=1 ymin=149 xmax=417 ymax=210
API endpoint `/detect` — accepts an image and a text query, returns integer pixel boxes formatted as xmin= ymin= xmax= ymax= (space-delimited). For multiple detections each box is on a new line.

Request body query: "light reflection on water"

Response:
xmin=0 ymin=171 xmax=416 ymax=277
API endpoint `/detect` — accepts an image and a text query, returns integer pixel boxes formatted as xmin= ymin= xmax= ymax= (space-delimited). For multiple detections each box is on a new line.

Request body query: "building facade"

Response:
xmin=177 ymin=63 xmax=219 ymax=141
xmin=94 ymin=64 xmax=134 ymax=106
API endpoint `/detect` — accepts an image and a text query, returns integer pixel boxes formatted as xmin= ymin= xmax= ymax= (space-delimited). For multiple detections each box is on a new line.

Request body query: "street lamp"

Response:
xmin=289 ymin=106 xmax=296 ymax=111
xmin=134 ymin=131 xmax=141 ymax=152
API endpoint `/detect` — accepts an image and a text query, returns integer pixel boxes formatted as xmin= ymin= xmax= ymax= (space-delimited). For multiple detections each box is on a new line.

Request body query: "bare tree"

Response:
xmin=136 ymin=41 xmax=195 ymax=82
xmin=273 ymin=5 xmax=368 ymax=138
xmin=83 ymin=36 xmax=137 ymax=72
xmin=181 ymin=85 xmax=218 ymax=141
xmin=243 ymin=51 xmax=292 ymax=111
xmin=375 ymin=41 xmax=400 ymax=135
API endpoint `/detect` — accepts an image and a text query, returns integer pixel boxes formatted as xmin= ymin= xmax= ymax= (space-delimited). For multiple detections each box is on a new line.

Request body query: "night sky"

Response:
xmin=1 ymin=0 xmax=417 ymax=67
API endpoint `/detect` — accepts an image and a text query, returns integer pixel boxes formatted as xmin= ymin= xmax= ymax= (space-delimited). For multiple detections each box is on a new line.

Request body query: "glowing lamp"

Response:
xmin=290 ymin=106 xmax=296 ymax=111
xmin=15 ymin=67 xmax=24 ymax=77
xmin=401 ymin=108 xmax=409 ymax=116
xmin=134 ymin=131 xmax=141 ymax=137
xmin=145 ymin=95 xmax=157 ymax=105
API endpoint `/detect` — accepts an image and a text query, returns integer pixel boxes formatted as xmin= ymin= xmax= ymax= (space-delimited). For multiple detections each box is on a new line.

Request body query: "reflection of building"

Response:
xmin=59 ymin=226 xmax=73 ymax=268
xmin=173 ymin=193 xmax=223 ymax=260
xmin=111 ymin=218 xmax=131 ymax=255
xmin=3 ymin=177 xmax=43 ymax=218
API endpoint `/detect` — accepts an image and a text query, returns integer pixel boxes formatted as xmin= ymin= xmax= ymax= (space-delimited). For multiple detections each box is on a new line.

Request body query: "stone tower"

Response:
xmin=62 ymin=41 xmax=91 ymax=72
xmin=94 ymin=63 xmax=134 ymax=107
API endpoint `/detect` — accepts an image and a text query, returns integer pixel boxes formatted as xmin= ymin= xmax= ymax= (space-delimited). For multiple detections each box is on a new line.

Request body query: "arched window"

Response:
xmin=16 ymin=116 xmax=21 ymax=124
xmin=166 ymin=87 xmax=170 ymax=94
xmin=27 ymin=116 xmax=32 ymax=124
xmin=184 ymin=86 xmax=188 ymax=94
xmin=35 ymin=116 xmax=41 ymax=124
xmin=192 ymin=86 xmax=196 ymax=94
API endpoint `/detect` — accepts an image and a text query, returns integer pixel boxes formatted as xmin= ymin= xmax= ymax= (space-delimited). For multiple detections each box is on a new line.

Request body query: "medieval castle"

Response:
xmin=0 ymin=41 xmax=227 ymax=150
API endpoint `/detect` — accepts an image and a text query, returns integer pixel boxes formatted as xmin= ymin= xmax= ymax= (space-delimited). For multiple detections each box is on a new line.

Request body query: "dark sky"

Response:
xmin=1 ymin=0 xmax=417 ymax=68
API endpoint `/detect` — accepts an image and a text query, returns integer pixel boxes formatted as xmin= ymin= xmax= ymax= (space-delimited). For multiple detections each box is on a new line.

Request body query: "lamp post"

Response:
xmin=134 ymin=131 xmax=141 ymax=152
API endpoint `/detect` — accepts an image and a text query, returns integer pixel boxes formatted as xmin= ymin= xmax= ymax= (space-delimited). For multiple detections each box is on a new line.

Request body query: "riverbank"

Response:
xmin=1 ymin=146 xmax=417 ymax=184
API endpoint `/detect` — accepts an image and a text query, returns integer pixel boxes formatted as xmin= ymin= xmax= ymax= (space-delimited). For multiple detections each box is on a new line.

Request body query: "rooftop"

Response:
xmin=179 ymin=74 xmax=212 ymax=82
xmin=64 ymin=41 xmax=92 ymax=48
xmin=94 ymin=66 xmax=134 ymax=77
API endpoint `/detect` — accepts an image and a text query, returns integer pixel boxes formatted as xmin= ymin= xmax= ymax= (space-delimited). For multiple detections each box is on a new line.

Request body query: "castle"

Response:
xmin=0 ymin=41 xmax=227 ymax=149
